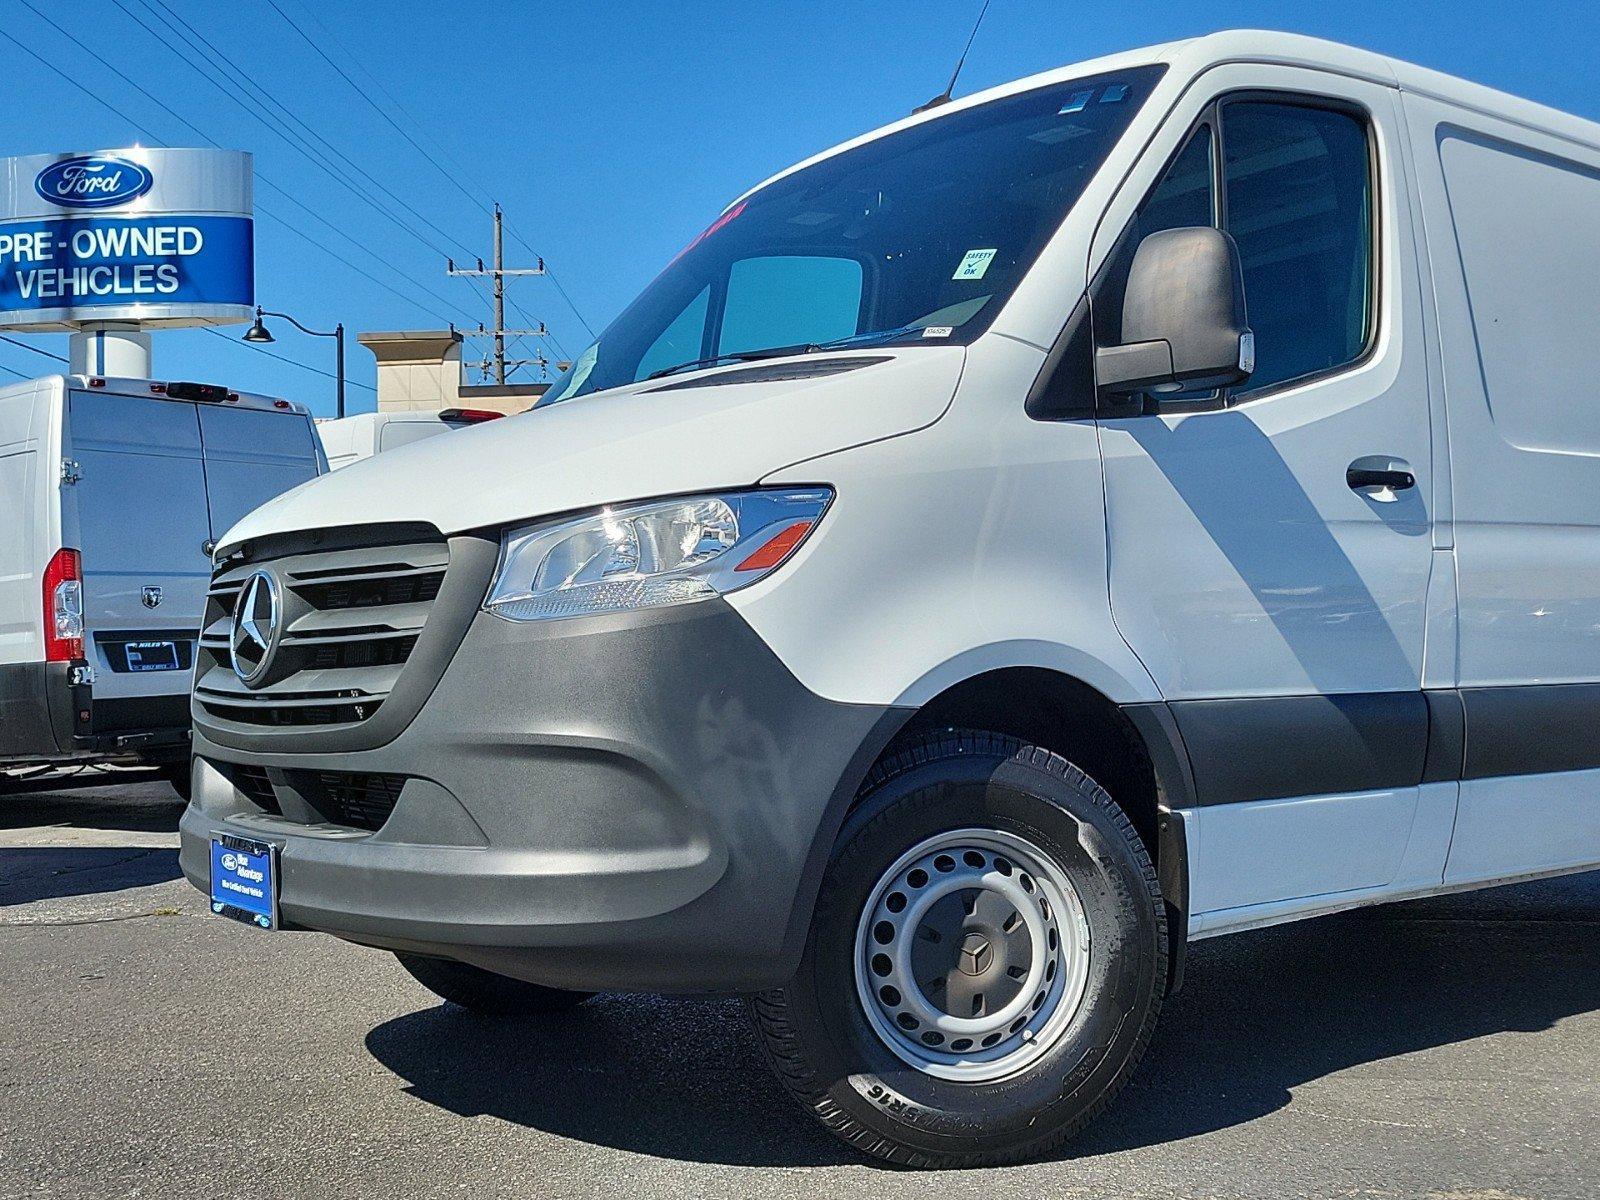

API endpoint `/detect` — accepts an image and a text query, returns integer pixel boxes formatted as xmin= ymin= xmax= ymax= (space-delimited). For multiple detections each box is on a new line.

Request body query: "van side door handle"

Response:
xmin=1347 ymin=463 xmax=1415 ymax=492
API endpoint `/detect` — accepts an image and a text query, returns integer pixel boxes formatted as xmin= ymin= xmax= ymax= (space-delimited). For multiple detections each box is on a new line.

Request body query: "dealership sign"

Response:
xmin=0 ymin=147 xmax=253 ymax=331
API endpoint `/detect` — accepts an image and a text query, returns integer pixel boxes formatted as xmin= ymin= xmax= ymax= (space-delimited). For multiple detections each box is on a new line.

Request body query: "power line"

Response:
xmin=265 ymin=0 xmax=598 ymax=343
xmin=268 ymin=0 xmax=490 ymax=214
xmin=12 ymin=4 xmax=474 ymax=327
xmin=0 ymin=22 xmax=414 ymax=393
xmin=502 ymin=221 xmax=597 ymax=340
xmin=109 ymin=0 xmax=471 ymax=271
xmin=0 ymin=334 xmax=69 ymax=364
xmin=0 ymin=362 xmax=32 ymax=381
xmin=142 ymin=0 xmax=475 ymax=261
xmin=202 ymin=327 xmax=376 ymax=392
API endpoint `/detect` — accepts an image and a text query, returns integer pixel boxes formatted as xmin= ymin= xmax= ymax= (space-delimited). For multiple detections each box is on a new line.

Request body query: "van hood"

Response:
xmin=219 ymin=348 xmax=963 ymax=550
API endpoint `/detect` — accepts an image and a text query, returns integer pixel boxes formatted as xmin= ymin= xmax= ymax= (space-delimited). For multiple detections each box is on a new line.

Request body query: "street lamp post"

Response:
xmin=242 ymin=306 xmax=347 ymax=418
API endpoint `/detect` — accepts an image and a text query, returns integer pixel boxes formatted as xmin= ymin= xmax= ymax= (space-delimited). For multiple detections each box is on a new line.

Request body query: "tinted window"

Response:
xmin=1094 ymin=125 xmax=1218 ymax=351
xmin=718 ymin=257 xmax=862 ymax=356
xmin=1144 ymin=124 xmax=1215 ymax=235
xmin=635 ymin=286 xmax=709 ymax=381
xmin=1223 ymin=101 xmax=1373 ymax=391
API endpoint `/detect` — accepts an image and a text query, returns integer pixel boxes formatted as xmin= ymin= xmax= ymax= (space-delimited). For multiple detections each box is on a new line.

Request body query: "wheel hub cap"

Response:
xmin=853 ymin=827 xmax=1092 ymax=1082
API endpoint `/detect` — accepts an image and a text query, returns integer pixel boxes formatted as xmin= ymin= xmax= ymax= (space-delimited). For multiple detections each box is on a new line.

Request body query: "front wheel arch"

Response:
xmin=781 ymin=667 xmax=1192 ymax=994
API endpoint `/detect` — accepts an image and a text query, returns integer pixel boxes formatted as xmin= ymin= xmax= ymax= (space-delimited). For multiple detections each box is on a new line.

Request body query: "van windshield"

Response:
xmin=544 ymin=65 xmax=1165 ymax=402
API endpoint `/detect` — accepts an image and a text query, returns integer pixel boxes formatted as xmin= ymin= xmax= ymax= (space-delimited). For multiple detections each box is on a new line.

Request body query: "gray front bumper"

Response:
xmin=179 ymin=599 xmax=901 ymax=992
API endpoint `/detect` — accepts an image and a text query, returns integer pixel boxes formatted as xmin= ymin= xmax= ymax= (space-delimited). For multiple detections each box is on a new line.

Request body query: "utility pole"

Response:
xmin=492 ymin=206 xmax=505 ymax=383
xmin=446 ymin=203 xmax=548 ymax=384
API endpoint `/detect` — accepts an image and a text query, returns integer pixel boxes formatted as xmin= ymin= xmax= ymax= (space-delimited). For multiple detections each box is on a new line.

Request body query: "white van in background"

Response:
xmin=1 ymin=375 xmax=323 ymax=790
xmin=180 ymin=30 xmax=1600 ymax=1167
xmin=316 ymin=408 xmax=504 ymax=470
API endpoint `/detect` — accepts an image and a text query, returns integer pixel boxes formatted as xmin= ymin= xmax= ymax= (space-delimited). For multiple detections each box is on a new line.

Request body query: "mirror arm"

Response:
xmin=1095 ymin=340 xmax=1174 ymax=394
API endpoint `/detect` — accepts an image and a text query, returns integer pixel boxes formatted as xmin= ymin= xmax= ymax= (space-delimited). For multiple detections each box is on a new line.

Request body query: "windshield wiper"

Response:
xmin=806 ymin=323 xmax=926 ymax=351
xmin=645 ymin=325 xmax=932 ymax=382
xmin=646 ymin=343 xmax=814 ymax=380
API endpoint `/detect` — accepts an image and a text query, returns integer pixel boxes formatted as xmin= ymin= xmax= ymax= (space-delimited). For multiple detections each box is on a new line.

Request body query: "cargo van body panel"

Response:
xmin=66 ymin=389 xmax=211 ymax=709
xmin=0 ymin=374 xmax=321 ymax=768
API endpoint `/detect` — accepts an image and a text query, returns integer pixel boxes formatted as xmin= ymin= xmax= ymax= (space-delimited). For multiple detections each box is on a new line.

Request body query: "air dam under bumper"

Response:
xmin=179 ymin=598 xmax=902 ymax=992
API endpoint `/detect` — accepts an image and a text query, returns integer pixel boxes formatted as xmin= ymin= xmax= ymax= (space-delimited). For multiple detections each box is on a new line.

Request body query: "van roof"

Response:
xmin=0 ymin=373 xmax=311 ymax=416
xmin=316 ymin=411 xmax=445 ymax=427
xmin=734 ymin=29 xmax=1600 ymax=208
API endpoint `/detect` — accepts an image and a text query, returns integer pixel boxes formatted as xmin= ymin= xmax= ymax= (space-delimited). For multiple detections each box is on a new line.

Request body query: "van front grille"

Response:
xmin=194 ymin=530 xmax=448 ymax=731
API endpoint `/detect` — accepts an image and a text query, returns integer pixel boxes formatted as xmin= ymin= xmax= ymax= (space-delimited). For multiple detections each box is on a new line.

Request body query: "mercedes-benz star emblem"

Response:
xmin=230 ymin=571 xmax=280 ymax=685
xmin=958 ymin=932 xmax=993 ymax=977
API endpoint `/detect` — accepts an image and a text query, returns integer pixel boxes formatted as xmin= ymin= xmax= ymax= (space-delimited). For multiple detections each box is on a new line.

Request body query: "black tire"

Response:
xmin=749 ymin=730 xmax=1166 ymax=1168
xmin=159 ymin=760 xmax=192 ymax=802
xmin=395 ymin=953 xmax=595 ymax=1016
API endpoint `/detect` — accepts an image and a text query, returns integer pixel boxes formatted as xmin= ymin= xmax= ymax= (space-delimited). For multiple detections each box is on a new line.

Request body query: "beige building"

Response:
xmin=358 ymin=329 xmax=548 ymax=415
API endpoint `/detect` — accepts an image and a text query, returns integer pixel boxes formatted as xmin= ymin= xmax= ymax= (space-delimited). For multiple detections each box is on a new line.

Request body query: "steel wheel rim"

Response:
xmin=852 ymin=826 xmax=1092 ymax=1082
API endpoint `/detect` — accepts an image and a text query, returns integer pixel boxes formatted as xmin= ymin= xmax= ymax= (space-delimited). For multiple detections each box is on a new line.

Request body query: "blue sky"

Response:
xmin=3 ymin=0 xmax=1598 ymax=414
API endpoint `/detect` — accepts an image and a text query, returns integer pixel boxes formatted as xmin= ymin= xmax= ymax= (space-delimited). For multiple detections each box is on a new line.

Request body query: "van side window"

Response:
xmin=1091 ymin=96 xmax=1375 ymax=410
xmin=1086 ymin=125 xmax=1221 ymax=410
xmin=1222 ymin=101 xmax=1373 ymax=392
xmin=1144 ymin=124 xmax=1217 ymax=234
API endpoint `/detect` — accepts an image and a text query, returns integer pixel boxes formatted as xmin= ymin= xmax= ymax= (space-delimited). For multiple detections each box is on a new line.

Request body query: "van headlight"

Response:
xmin=485 ymin=488 xmax=832 ymax=622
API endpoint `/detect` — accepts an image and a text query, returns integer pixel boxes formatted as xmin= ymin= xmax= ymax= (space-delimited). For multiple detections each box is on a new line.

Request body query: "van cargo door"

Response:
xmin=65 ymin=389 xmax=211 ymax=719
xmin=197 ymin=406 xmax=320 ymax=538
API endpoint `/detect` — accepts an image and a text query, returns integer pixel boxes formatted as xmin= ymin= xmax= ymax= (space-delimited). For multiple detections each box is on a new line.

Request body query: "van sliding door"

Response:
xmin=1404 ymin=91 xmax=1600 ymax=884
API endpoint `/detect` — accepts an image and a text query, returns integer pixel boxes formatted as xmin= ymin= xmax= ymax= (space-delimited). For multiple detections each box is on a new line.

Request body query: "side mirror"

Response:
xmin=1096 ymin=226 xmax=1254 ymax=395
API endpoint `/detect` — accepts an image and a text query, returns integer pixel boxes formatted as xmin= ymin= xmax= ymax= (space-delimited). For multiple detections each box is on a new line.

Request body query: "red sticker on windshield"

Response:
xmin=670 ymin=201 xmax=747 ymax=264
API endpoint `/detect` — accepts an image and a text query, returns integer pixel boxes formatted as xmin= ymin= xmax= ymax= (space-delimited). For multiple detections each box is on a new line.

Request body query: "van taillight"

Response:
xmin=43 ymin=548 xmax=84 ymax=663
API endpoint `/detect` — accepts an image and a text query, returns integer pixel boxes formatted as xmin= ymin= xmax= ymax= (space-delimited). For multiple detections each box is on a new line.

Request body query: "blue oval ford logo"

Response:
xmin=34 ymin=155 xmax=154 ymax=210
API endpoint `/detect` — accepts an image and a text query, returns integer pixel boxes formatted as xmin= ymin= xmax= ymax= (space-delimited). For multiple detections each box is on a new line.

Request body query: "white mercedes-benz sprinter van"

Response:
xmin=1 ymin=374 xmax=321 ymax=789
xmin=180 ymin=31 xmax=1600 ymax=1165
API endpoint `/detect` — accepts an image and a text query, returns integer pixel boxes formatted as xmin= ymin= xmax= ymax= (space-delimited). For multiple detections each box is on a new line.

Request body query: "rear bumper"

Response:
xmin=0 ymin=659 xmax=188 ymax=765
xmin=179 ymin=600 xmax=903 ymax=992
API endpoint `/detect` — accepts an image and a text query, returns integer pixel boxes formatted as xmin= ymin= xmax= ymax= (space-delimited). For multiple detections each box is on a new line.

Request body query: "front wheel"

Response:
xmin=395 ymin=953 xmax=595 ymax=1016
xmin=750 ymin=731 xmax=1166 ymax=1168
xmin=158 ymin=760 xmax=191 ymax=802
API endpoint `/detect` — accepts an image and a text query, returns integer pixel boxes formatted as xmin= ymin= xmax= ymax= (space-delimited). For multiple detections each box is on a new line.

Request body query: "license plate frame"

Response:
xmin=125 ymin=640 xmax=181 ymax=672
xmin=208 ymin=833 xmax=280 ymax=930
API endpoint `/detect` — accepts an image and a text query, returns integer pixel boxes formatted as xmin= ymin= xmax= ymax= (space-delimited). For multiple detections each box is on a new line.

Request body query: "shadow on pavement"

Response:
xmin=366 ymin=991 xmax=856 ymax=1167
xmin=0 ymin=785 xmax=184 ymax=835
xmin=366 ymin=870 xmax=1600 ymax=1168
xmin=0 ymin=846 xmax=183 ymax=906
xmin=0 ymin=783 xmax=185 ymax=906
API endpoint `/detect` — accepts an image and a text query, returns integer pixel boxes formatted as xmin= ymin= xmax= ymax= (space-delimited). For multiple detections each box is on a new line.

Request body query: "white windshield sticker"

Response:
xmin=921 ymin=326 xmax=954 ymax=338
xmin=953 ymin=248 xmax=997 ymax=281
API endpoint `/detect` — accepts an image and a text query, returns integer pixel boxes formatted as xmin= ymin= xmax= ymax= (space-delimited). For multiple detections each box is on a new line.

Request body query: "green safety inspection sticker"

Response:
xmin=953 ymin=248 xmax=997 ymax=280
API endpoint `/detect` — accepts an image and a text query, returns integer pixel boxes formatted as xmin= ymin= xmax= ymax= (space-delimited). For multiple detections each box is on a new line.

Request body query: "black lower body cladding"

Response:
xmin=1 ymin=659 xmax=187 ymax=764
xmin=179 ymin=598 xmax=903 ymax=992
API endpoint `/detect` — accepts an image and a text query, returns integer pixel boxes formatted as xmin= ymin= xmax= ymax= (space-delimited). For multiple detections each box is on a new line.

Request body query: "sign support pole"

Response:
xmin=67 ymin=322 xmax=151 ymax=378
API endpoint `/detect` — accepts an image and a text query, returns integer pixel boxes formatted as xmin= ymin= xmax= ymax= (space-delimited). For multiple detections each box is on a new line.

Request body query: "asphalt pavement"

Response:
xmin=1 ymin=779 xmax=1595 ymax=1199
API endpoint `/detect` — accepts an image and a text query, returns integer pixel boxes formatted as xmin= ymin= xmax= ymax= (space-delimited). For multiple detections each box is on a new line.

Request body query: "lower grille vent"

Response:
xmin=309 ymin=772 xmax=406 ymax=831
xmin=230 ymin=764 xmax=281 ymax=814
xmin=214 ymin=761 xmax=406 ymax=832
